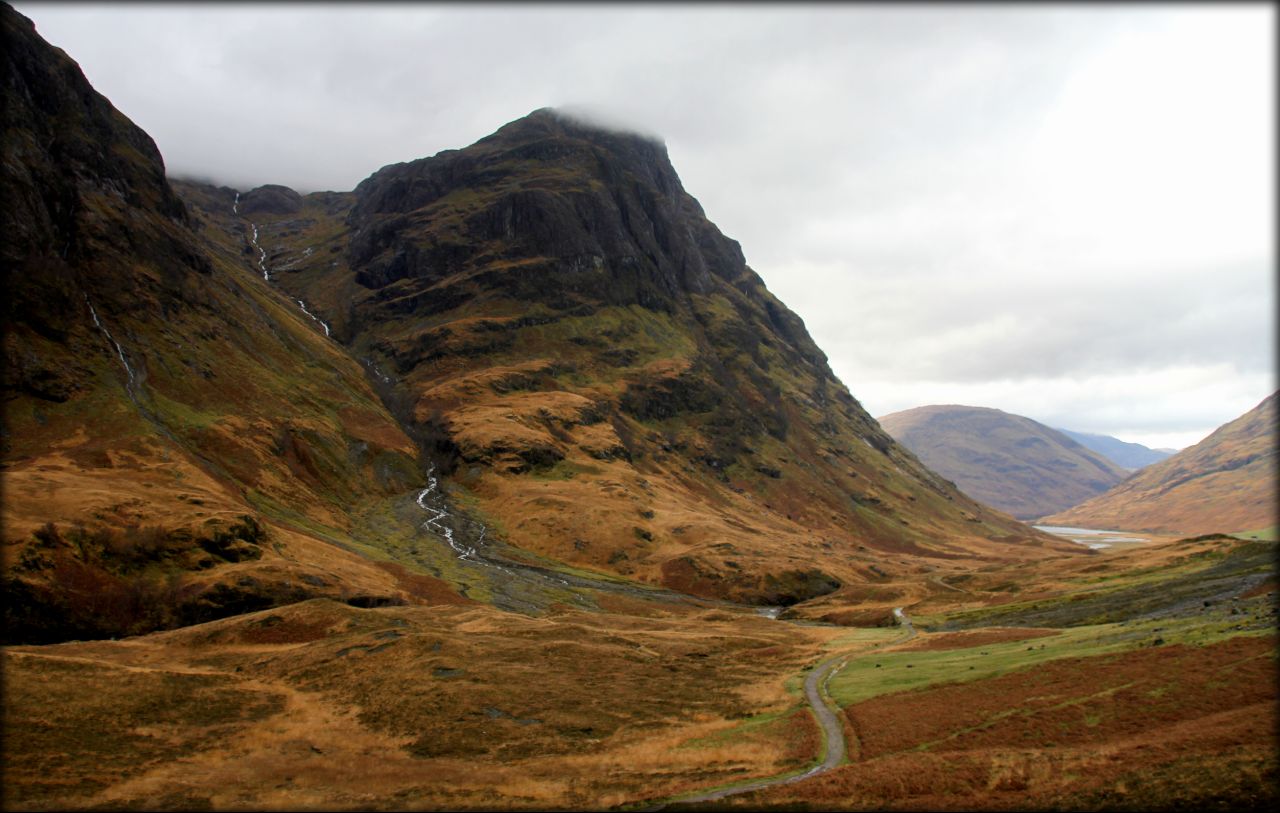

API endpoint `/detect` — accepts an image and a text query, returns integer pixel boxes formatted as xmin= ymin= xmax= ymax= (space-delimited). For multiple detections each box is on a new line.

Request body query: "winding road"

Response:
xmin=656 ymin=606 xmax=917 ymax=807
xmin=411 ymin=463 xmax=921 ymax=806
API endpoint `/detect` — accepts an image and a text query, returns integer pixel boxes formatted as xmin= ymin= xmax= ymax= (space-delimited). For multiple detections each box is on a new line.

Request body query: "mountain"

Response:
xmin=4 ymin=8 xmax=1273 ymax=811
xmin=877 ymin=405 xmax=1131 ymax=520
xmin=1 ymin=5 xmax=440 ymax=642
xmin=1043 ymin=392 xmax=1278 ymax=535
xmin=173 ymin=109 xmax=1074 ymax=609
xmin=2 ymin=2 xmax=1072 ymax=644
xmin=1055 ymin=428 xmax=1175 ymax=471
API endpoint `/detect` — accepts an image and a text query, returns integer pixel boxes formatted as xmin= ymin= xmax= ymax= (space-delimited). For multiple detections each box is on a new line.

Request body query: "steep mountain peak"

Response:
xmin=490 ymin=106 xmax=665 ymax=147
xmin=211 ymin=108 xmax=1068 ymax=607
xmin=350 ymin=106 xmax=677 ymax=218
xmin=0 ymin=7 xmax=188 ymax=246
xmin=343 ymin=104 xmax=746 ymax=309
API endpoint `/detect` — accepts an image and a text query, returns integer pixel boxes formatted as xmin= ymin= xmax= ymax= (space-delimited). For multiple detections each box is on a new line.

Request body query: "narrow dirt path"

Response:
xmin=652 ymin=607 xmax=917 ymax=808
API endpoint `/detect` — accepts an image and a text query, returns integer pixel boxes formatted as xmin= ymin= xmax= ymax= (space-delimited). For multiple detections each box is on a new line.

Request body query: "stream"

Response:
xmin=237 ymin=199 xmax=331 ymax=337
xmin=86 ymin=295 xmax=136 ymax=389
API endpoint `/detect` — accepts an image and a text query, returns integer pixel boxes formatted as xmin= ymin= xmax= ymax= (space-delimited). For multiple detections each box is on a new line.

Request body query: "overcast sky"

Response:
xmin=17 ymin=2 xmax=1275 ymax=450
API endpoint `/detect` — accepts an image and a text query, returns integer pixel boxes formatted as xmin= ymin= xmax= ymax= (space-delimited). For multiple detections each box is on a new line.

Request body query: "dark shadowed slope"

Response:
xmin=1 ymin=4 xmax=439 ymax=643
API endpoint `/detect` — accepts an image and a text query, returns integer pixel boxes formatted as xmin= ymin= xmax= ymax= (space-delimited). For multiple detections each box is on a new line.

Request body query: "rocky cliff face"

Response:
xmin=344 ymin=110 xmax=755 ymax=310
xmin=1 ymin=5 xmax=431 ymax=643
xmin=221 ymin=107 xmax=1071 ymax=609
xmin=1 ymin=6 xmax=209 ymax=403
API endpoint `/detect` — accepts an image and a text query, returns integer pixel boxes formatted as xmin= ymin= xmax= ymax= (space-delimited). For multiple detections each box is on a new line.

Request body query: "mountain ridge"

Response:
xmin=1054 ymin=428 xmax=1175 ymax=471
xmin=1044 ymin=392 xmax=1278 ymax=535
xmin=172 ymin=106 xmax=1075 ymax=609
xmin=4 ymin=0 xmax=1070 ymax=647
xmin=877 ymin=404 xmax=1130 ymax=520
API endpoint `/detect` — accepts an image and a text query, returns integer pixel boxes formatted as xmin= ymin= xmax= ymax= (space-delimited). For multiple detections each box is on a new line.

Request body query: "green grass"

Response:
xmin=1235 ymin=525 xmax=1279 ymax=542
xmin=677 ymin=705 xmax=799 ymax=750
xmin=827 ymin=605 xmax=1274 ymax=709
xmin=933 ymin=539 xmax=1275 ymax=630
xmin=823 ymin=627 xmax=904 ymax=651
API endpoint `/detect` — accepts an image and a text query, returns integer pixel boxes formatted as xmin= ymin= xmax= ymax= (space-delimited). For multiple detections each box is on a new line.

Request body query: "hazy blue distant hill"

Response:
xmin=1055 ymin=429 xmax=1175 ymax=471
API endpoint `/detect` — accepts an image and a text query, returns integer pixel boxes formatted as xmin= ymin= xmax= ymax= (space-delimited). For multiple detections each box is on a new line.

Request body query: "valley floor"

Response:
xmin=2 ymin=533 xmax=1275 ymax=811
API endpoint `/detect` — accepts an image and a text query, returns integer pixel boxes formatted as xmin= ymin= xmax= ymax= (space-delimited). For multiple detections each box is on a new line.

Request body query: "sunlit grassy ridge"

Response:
xmin=829 ymin=610 xmax=1272 ymax=708
xmin=1045 ymin=391 xmax=1277 ymax=535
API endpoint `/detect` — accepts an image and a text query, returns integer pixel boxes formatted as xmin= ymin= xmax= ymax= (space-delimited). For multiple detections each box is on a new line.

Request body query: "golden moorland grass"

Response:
xmin=1 ymin=598 xmax=843 ymax=810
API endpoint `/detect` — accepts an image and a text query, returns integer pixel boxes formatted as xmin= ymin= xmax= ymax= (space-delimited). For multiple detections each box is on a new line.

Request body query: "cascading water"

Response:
xmin=86 ymin=296 xmax=136 ymax=385
xmin=234 ymin=195 xmax=333 ymax=339
xmin=295 ymin=299 xmax=331 ymax=337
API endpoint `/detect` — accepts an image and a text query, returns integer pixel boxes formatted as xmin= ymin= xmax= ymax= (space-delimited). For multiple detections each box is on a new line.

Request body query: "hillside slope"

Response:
xmin=1056 ymin=428 xmax=1175 ymax=471
xmin=1 ymin=5 xmax=442 ymax=643
xmin=878 ymin=405 xmax=1130 ymax=520
xmin=178 ymin=109 xmax=1079 ymax=608
xmin=1044 ymin=392 xmax=1278 ymax=535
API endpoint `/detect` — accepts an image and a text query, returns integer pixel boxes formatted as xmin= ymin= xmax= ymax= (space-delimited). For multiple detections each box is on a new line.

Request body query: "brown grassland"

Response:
xmin=3 ymin=532 xmax=1275 ymax=811
xmin=2 ymin=597 xmax=843 ymax=810
xmin=715 ymin=634 xmax=1276 ymax=811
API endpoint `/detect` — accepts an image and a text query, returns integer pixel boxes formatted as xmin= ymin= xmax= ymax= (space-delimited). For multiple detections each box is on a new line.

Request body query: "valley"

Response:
xmin=4 ymin=532 xmax=1273 ymax=811
xmin=1 ymin=4 xmax=1275 ymax=810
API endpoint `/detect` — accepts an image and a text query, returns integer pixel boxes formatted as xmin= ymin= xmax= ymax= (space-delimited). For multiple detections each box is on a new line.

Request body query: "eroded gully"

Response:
xmin=237 ymin=196 xmax=331 ymax=337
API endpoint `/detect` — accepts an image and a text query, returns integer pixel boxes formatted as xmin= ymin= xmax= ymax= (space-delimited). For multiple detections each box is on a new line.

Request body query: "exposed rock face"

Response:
xmin=1 ymin=5 xmax=209 ymax=402
xmin=345 ymin=110 xmax=742 ymax=308
xmin=1045 ymin=392 xmax=1278 ymax=535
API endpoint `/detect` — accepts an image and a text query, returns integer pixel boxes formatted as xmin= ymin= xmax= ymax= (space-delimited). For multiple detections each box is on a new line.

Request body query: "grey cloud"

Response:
xmin=14 ymin=2 xmax=1273 ymax=443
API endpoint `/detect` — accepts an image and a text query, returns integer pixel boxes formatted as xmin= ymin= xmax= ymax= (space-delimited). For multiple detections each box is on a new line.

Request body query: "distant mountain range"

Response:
xmin=877 ymin=405 xmax=1129 ymax=520
xmin=1044 ymin=392 xmax=1278 ymax=536
xmin=1054 ymin=429 xmax=1175 ymax=471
